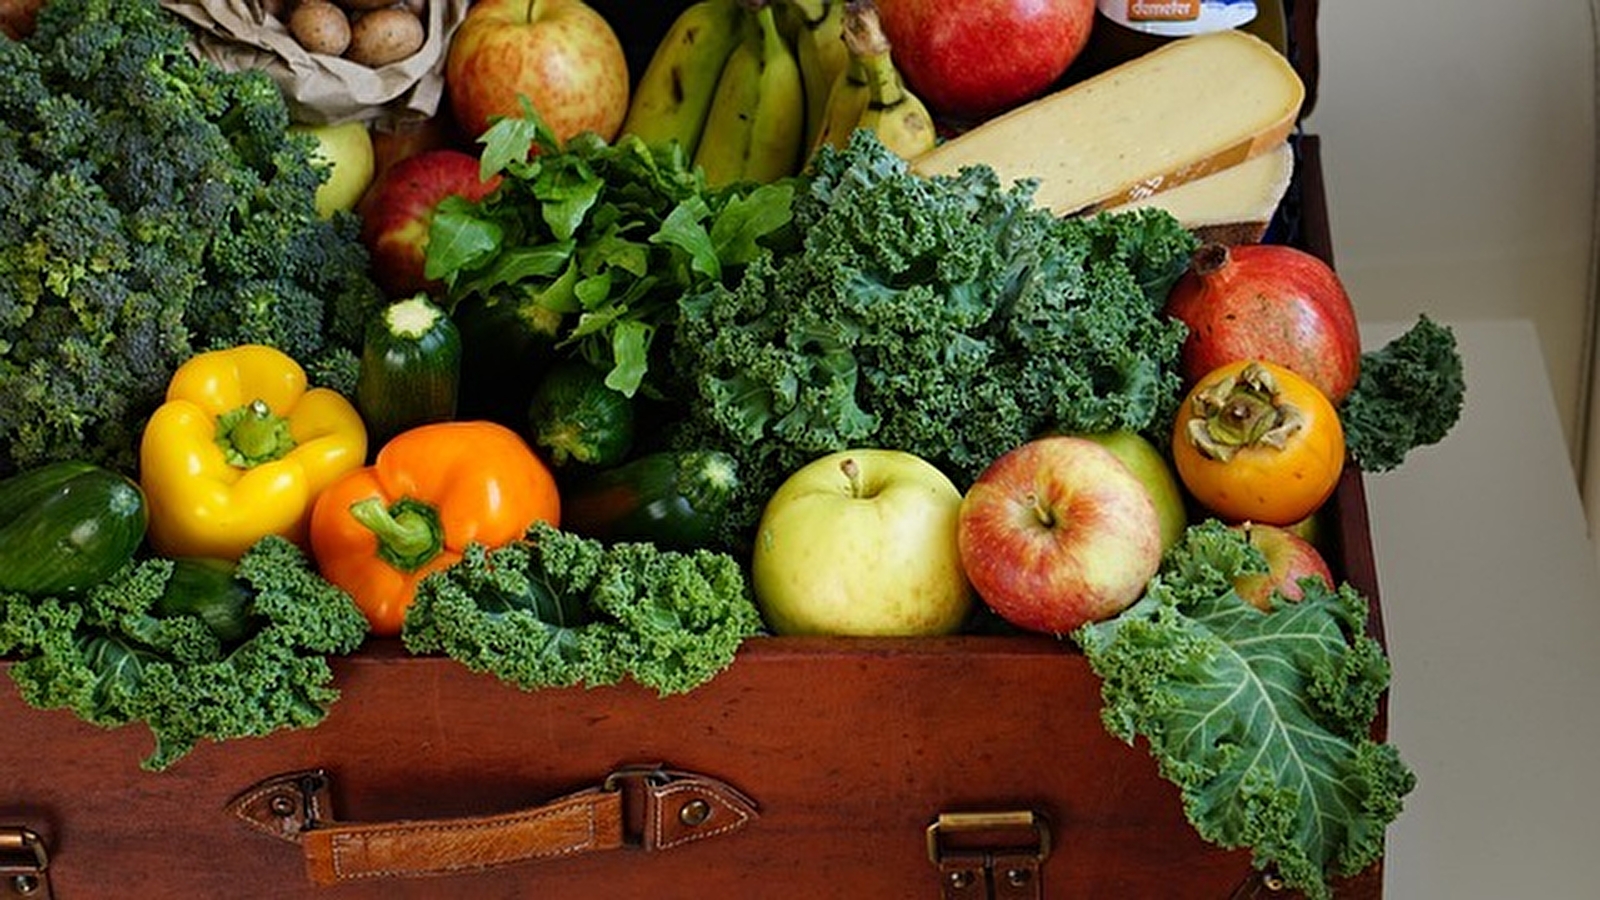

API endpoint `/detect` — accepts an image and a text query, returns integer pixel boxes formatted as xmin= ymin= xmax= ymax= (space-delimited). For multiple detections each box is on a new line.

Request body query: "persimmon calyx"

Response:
xmin=1184 ymin=361 xmax=1306 ymax=462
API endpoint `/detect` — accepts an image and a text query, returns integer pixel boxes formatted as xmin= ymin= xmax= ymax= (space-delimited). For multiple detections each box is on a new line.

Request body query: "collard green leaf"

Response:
xmin=1075 ymin=522 xmax=1415 ymax=900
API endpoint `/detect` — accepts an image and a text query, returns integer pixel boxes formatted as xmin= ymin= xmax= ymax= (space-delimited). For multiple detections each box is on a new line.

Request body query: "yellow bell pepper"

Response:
xmin=140 ymin=344 xmax=368 ymax=560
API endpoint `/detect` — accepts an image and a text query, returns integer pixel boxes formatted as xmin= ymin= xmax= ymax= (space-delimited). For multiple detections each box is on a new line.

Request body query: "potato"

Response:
xmin=344 ymin=7 xmax=425 ymax=67
xmin=288 ymin=0 xmax=352 ymax=56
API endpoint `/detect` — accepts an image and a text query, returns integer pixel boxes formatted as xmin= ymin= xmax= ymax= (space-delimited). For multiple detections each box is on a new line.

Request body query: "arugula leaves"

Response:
xmin=424 ymin=106 xmax=795 ymax=397
xmin=1075 ymin=521 xmax=1415 ymax=899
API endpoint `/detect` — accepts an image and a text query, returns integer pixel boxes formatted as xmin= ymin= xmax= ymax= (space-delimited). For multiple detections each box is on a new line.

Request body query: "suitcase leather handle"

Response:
xmin=228 ymin=765 xmax=758 ymax=886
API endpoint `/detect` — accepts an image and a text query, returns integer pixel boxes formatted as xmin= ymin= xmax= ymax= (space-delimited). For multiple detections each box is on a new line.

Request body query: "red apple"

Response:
xmin=445 ymin=0 xmax=630 ymax=143
xmin=358 ymin=149 xmax=502 ymax=299
xmin=958 ymin=435 xmax=1163 ymax=634
xmin=1230 ymin=521 xmax=1334 ymax=612
xmin=1164 ymin=242 xmax=1362 ymax=404
xmin=1 ymin=0 xmax=45 ymax=40
xmin=370 ymin=115 xmax=462 ymax=182
xmin=875 ymin=0 xmax=1095 ymax=123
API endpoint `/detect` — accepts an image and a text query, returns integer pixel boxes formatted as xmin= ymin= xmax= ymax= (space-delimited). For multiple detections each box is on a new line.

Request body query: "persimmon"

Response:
xmin=1170 ymin=359 xmax=1344 ymax=526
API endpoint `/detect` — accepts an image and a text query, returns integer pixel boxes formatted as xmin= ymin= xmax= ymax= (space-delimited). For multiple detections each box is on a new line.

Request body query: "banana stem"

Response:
xmin=842 ymin=1 xmax=902 ymax=106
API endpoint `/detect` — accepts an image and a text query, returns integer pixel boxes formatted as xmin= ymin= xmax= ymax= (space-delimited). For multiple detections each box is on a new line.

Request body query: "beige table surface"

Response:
xmin=1360 ymin=318 xmax=1600 ymax=897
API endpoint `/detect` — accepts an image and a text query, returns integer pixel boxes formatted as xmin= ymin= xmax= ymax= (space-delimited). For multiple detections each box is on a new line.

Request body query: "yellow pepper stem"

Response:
xmin=215 ymin=399 xmax=297 ymax=468
xmin=347 ymin=497 xmax=444 ymax=572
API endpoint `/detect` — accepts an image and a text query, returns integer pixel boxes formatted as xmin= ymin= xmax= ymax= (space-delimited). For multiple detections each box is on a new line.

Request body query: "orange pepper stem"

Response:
xmin=214 ymin=398 xmax=297 ymax=468
xmin=347 ymin=496 xmax=445 ymax=572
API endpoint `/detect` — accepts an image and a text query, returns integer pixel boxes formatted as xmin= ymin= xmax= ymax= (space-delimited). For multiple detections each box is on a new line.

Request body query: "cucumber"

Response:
xmin=561 ymin=450 xmax=740 ymax=550
xmin=526 ymin=359 xmax=635 ymax=467
xmin=451 ymin=291 xmax=564 ymax=428
xmin=356 ymin=294 xmax=462 ymax=448
xmin=0 ymin=461 xmax=148 ymax=595
xmin=153 ymin=557 xmax=260 ymax=646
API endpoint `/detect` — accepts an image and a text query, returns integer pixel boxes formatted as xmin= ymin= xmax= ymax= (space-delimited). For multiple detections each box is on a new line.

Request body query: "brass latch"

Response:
xmin=0 ymin=827 xmax=51 ymax=899
xmin=926 ymin=810 xmax=1051 ymax=900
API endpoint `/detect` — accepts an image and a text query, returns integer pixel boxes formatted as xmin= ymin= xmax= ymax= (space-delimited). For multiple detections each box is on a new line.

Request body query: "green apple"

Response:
xmin=292 ymin=121 xmax=376 ymax=219
xmin=1078 ymin=430 xmax=1188 ymax=553
xmin=751 ymin=449 xmax=975 ymax=636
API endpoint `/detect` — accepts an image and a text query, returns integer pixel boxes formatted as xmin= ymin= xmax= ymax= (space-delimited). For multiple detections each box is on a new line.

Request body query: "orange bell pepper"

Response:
xmin=309 ymin=421 xmax=560 ymax=636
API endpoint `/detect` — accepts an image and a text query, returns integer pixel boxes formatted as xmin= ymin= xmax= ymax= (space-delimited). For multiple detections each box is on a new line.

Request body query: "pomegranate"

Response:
xmin=1163 ymin=243 xmax=1361 ymax=404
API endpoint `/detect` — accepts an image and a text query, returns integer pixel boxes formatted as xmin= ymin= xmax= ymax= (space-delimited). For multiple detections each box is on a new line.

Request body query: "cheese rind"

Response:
xmin=1107 ymin=141 xmax=1295 ymax=245
xmin=910 ymin=31 xmax=1305 ymax=217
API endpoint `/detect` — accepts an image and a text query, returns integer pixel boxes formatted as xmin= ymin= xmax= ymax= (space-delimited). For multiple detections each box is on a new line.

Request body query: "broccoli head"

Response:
xmin=0 ymin=0 xmax=383 ymax=477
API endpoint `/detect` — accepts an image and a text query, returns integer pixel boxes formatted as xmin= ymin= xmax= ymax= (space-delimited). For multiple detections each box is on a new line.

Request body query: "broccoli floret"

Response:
xmin=0 ymin=536 xmax=368 ymax=770
xmin=403 ymin=524 xmax=765 ymax=695
xmin=0 ymin=0 xmax=383 ymax=477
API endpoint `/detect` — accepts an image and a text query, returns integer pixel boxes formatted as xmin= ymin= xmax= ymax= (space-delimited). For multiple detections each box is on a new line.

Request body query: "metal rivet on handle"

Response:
xmin=11 ymin=874 xmax=40 ymax=896
xmin=678 ymin=799 xmax=712 ymax=827
xmin=947 ymin=870 xmax=974 ymax=889
xmin=268 ymin=793 xmax=297 ymax=817
xmin=1005 ymin=868 xmax=1032 ymax=886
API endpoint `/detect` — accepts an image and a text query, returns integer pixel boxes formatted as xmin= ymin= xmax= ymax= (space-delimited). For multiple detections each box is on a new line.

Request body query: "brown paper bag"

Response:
xmin=158 ymin=0 xmax=470 ymax=129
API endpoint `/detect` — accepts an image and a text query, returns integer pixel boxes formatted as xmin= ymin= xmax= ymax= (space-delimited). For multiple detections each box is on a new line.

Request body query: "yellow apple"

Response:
xmin=752 ymin=449 xmax=975 ymax=637
xmin=292 ymin=121 xmax=377 ymax=219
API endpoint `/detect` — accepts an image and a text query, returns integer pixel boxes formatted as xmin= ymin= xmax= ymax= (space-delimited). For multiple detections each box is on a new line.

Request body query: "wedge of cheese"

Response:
xmin=911 ymin=30 xmax=1304 ymax=217
xmin=1107 ymin=141 xmax=1295 ymax=245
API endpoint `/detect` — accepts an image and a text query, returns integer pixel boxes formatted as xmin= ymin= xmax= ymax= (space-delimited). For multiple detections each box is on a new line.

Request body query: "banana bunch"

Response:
xmin=618 ymin=0 xmax=747 ymax=159
xmin=809 ymin=0 xmax=936 ymax=164
xmin=692 ymin=0 xmax=806 ymax=187
xmin=619 ymin=0 xmax=928 ymax=188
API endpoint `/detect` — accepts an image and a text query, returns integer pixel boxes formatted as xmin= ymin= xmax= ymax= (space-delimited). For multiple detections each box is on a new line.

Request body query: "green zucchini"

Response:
xmin=451 ymin=290 xmax=564 ymax=428
xmin=0 ymin=461 xmax=148 ymax=595
xmin=152 ymin=557 xmax=260 ymax=645
xmin=561 ymin=450 xmax=740 ymax=550
xmin=526 ymin=360 xmax=635 ymax=467
xmin=356 ymin=294 xmax=462 ymax=448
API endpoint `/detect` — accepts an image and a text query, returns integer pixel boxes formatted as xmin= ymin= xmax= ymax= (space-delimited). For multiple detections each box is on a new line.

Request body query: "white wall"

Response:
xmin=1305 ymin=0 xmax=1597 ymax=473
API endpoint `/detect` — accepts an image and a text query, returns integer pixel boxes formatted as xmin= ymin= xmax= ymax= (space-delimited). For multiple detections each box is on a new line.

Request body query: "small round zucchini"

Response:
xmin=525 ymin=360 xmax=635 ymax=467
xmin=356 ymin=294 xmax=462 ymax=448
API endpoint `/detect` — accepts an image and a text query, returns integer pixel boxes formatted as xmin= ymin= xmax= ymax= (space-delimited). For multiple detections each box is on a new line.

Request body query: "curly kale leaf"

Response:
xmin=665 ymin=131 xmax=1196 ymax=539
xmin=403 ymin=524 xmax=763 ymax=695
xmin=0 ymin=537 xmax=369 ymax=770
xmin=1074 ymin=521 xmax=1415 ymax=899
xmin=1340 ymin=315 xmax=1465 ymax=472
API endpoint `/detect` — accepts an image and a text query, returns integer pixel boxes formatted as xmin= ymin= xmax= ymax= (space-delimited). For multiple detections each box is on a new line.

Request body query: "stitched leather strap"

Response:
xmin=228 ymin=766 xmax=758 ymax=886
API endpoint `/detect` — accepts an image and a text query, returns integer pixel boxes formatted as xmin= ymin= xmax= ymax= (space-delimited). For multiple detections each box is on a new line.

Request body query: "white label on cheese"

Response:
xmin=1100 ymin=0 xmax=1258 ymax=37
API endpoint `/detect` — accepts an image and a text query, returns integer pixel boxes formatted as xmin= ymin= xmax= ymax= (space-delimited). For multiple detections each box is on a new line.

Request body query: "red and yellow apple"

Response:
xmin=291 ymin=120 xmax=376 ymax=219
xmin=958 ymin=435 xmax=1162 ymax=634
xmin=357 ymin=149 xmax=502 ymax=299
xmin=875 ymin=0 xmax=1095 ymax=123
xmin=445 ymin=0 xmax=630 ymax=143
xmin=1230 ymin=521 xmax=1334 ymax=612
xmin=751 ymin=449 xmax=975 ymax=637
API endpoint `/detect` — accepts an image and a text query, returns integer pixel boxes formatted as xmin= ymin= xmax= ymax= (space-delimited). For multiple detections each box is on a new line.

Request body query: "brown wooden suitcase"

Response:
xmin=3 ymin=5 xmax=1394 ymax=898
xmin=0 ymin=466 xmax=1385 ymax=900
